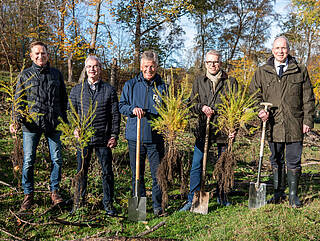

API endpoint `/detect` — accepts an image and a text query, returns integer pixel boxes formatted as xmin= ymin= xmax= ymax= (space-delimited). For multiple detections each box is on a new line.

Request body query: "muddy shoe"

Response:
xmin=20 ymin=193 xmax=34 ymax=211
xmin=51 ymin=191 xmax=64 ymax=205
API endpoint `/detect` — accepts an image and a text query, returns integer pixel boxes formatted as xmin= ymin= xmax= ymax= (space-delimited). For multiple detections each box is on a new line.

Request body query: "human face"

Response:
xmin=140 ymin=59 xmax=157 ymax=81
xmin=30 ymin=45 xmax=49 ymax=67
xmin=272 ymin=38 xmax=289 ymax=63
xmin=85 ymin=58 xmax=101 ymax=83
xmin=205 ymin=54 xmax=221 ymax=75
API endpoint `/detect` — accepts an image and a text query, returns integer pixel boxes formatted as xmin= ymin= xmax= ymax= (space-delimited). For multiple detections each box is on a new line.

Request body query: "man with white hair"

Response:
xmin=249 ymin=36 xmax=315 ymax=208
xmin=69 ymin=55 xmax=120 ymax=215
xmin=119 ymin=50 xmax=166 ymax=216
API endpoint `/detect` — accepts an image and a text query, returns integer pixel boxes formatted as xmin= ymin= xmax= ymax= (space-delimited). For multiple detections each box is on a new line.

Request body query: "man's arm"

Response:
xmin=302 ymin=67 xmax=315 ymax=131
xmin=119 ymin=81 xmax=136 ymax=117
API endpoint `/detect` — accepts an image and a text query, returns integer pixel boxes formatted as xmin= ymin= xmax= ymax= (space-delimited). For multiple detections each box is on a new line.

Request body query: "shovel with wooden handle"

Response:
xmin=128 ymin=117 xmax=147 ymax=221
xmin=248 ymin=102 xmax=273 ymax=209
xmin=190 ymin=116 xmax=211 ymax=214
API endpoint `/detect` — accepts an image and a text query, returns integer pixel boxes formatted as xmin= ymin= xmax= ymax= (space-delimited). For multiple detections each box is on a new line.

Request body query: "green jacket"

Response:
xmin=249 ymin=55 xmax=315 ymax=142
xmin=190 ymin=70 xmax=237 ymax=143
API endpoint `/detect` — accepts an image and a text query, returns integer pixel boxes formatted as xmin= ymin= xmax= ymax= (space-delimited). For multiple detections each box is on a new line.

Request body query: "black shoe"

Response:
xmin=105 ymin=203 xmax=116 ymax=216
xmin=154 ymin=208 xmax=163 ymax=216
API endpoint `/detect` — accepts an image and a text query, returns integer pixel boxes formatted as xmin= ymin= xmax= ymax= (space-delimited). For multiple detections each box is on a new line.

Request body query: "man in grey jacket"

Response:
xmin=249 ymin=36 xmax=315 ymax=208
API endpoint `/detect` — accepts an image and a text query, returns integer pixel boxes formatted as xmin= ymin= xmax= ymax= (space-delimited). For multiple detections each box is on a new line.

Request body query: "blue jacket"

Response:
xmin=69 ymin=80 xmax=120 ymax=146
xmin=119 ymin=72 xmax=166 ymax=143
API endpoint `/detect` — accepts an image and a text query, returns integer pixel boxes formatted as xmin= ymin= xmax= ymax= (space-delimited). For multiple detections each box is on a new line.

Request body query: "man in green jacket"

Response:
xmin=249 ymin=36 xmax=315 ymax=208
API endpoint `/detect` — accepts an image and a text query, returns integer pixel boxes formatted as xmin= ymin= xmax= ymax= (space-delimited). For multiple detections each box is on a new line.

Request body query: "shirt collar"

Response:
xmin=274 ymin=58 xmax=288 ymax=68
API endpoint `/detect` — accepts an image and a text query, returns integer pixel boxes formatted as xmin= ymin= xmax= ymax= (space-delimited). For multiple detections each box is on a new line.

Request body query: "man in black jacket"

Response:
xmin=10 ymin=41 xmax=68 ymax=211
xmin=69 ymin=55 xmax=120 ymax=215
xmin=180 ymin=50 xmax=237 ymax=211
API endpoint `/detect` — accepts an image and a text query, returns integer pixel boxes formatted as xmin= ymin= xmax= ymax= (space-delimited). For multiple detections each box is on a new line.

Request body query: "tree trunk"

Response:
xmin=110 ymin=58 xmax=117 ymax=90
xmin=134 ymin=0 xmax=144 ymax=74
xmin=68 ymin=53 xmax=73 ymax=82
xmin=78 ymin=0 xmax=102 ymax=83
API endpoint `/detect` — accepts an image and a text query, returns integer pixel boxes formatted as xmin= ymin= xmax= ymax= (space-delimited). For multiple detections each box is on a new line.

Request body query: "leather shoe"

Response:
xmin=51 ymin=191 xmax=64 ymax=205
xmin=20 ymin=193 xmax=34 ymax=211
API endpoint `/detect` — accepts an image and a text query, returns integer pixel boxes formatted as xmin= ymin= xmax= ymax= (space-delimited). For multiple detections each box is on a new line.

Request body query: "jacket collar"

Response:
xmin=265 ymin=55 xmax=299 ymax=74
xmin=32 ymin=62 xmax=50 ymax=74
xmin=137 ymin=72 xmax=162 ymax=86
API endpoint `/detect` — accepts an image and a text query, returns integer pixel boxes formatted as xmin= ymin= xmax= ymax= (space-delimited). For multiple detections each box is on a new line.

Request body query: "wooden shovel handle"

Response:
xmin=135 ymin=117 xmax=141 ymax=195
xmin=201 ymin=116 xmax=211 ymax=190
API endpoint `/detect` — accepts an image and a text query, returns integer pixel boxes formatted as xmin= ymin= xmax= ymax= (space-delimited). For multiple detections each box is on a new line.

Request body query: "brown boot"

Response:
xmin=20 ymin=193 xmax=34 ymax=211
xmin=51 ymin=190 xmax=64 ymax=205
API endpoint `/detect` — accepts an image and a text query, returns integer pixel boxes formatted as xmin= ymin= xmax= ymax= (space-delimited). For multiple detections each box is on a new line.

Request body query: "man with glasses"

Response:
xmin=10 ymin=41 xmax=68 ymax=211
xmin=69 ymin=55 xmax=120 ymax=215
xmin=180 ymin=50 xmax=237 ymax=211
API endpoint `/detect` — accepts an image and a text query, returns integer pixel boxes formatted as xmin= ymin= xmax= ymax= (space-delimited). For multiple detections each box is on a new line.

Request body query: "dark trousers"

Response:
xmin=268 ymin=142 xmax=303 ymax=170
xmin=128 ymin=140 xmax=164 ymax=210
xmin=76 ymin=145 xmax=114 ymax=210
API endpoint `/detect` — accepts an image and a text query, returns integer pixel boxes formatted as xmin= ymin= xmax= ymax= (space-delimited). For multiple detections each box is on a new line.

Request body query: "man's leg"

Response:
xmin=128 ymin=140 xmax=147 ymax=197
xmin=75 ymin=146 xmax=92 ymax=207
xmin=268 ymin=142 xmax=286 ymax=204
xmin=47 ymin=131 xmax=65 ymax=205
xmin=286 ymin=142 xmax=303 ymax=208
xmin=21 ymin=131 xmax=41 ymax=211
xmin=180 ymin=139 xmax=205 ymax=211
xmin=146 ymin=142 xmax=164 ymax=215
xmin=95 ymin=146 xmax=115 ymax=215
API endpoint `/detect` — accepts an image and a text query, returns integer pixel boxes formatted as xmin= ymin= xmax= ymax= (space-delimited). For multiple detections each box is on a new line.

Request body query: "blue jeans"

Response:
xmin=128 ymin=140 xmax=164 ymax=210
xmin=187 ymin=139 xmax=226 ymax=203
xmin=76 ymin=146 xmax=114 ymax=209
xmin=22 ymin=131 xmax=63 ymax=194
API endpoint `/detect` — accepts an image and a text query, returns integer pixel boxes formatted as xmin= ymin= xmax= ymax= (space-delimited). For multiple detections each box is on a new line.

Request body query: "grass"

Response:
xmin=0 ymin=98 xmax=320 ymax=240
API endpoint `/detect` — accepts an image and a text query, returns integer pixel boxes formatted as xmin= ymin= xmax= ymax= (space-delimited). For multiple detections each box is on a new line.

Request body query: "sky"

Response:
xmin=181 ymin=0 xmax=292 ymax=53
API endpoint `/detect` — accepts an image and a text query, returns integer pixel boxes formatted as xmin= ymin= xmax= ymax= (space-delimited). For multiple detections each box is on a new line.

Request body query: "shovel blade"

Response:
xmin=128 ymin=197 xmax=147 ymax=221
xmin=190 ymin=191 xmax=209 ymax=214
xmin=248 ymin=182 xmax=267 ymax=209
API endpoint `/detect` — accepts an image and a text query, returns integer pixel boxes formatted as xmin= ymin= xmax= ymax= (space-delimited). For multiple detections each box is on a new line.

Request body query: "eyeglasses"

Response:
xmin=206 ymin=61 xmax=220 ymax=65
xmin=86 ymin=65 xmax=100 ymax=69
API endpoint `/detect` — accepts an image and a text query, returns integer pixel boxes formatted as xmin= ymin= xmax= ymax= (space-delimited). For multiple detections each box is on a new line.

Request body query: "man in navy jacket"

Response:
xmin=69 ymin=55 xmax=120 ymax=215
xmin=119 ymin=50 xmax=166 ymax=216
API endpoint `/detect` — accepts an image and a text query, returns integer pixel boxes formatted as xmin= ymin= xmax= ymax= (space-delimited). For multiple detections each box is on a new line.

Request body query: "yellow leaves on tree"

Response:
xmin=228 ymin=56 xmax=257 ymax=88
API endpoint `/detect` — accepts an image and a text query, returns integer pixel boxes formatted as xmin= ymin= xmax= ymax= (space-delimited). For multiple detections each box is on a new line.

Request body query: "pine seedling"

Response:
xmin=57 ymin=80 xmax=97 ymax=211
xmin=0 ymin=64 xmax=39 ymax=179
xmin=213 ymin=79 xmax=258 ymax=195
xmin=150 ymin=74 xmax=194 ymax=210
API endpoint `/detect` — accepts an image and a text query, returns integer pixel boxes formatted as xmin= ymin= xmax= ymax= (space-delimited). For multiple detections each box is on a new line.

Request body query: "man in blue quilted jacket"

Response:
xmin=69 ymin=55 xmax=120 ymax=215
xmin=119 ymin=50 xmax=166 ymax=216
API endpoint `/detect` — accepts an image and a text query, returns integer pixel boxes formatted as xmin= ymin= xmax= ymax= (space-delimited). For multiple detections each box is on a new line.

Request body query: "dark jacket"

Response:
xmin=69 ymin=80 xmax=120 ymax=146
xmin=119 ymin=72 xmax=167 ymax=143
xmin=15 ymin=62 xmax=67 ymax=133
xmin=190 ymin=70 xmax=238 ymax=143
xmin=249 ymin=55 xmax=315 ymax=142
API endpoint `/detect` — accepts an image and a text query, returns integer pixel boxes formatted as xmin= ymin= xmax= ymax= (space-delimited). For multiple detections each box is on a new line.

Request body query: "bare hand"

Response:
xmin=229 ymin=131 xmax=236 ymax=140
xmin=258 ymin=109 xmax=269 ymax=122
xmin=9 ymin=123 xmax=20 ymax=134
xmin=202 ymin=105 xmax=214 ymax=118
xmin=133 ymin=107 xmax=145 ymax=119
xmin=107 ymin=137 xmax=117 ymax=148
xmin=303 ymin=124 xmax=311 ymax=134
xmin=74 ymin=128 xmax=80 ymax=139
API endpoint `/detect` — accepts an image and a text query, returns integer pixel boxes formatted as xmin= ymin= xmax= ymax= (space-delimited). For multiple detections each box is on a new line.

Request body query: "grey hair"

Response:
xmin=85 ymin=55 xmax=102 ymax=67
xmin=205 ymin=50 xmax=222 ymax=61
xmin=141 ymin=50 xmax=158 ymax=66
xmin=273 ymin=36 xmax=290 ymax=50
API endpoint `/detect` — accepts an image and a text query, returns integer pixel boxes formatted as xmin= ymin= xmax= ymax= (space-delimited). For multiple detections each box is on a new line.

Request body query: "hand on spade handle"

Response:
xmin=256 ymin=102 xmax=273 ymax=188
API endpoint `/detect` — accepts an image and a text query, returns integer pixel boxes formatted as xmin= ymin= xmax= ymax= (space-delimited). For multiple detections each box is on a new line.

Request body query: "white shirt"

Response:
xmin=274 ymin=59 xmax=288 ymax=76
